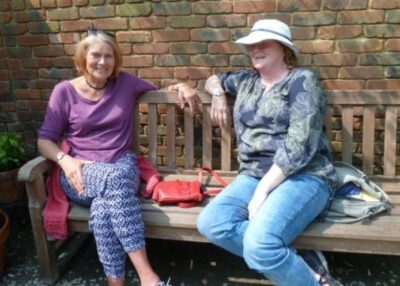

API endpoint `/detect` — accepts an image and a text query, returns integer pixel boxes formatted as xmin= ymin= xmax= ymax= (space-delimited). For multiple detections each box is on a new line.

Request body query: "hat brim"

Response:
xmin=235 ymin=31 xmax=299 ymax=56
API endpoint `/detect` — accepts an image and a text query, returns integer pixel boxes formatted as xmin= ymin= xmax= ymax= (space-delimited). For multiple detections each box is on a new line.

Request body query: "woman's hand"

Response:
xmin=248 ymin=164 xmax=287 ymax=220
xmin=211 ymin=94 xmax=230 ymax=128
xmin=59 ymin=156 xmax=92 ymax=194
xmin=167 ymin=83 xmax=200 ymax=114
xmin=248 ymin=181 xmax=269 ymax=220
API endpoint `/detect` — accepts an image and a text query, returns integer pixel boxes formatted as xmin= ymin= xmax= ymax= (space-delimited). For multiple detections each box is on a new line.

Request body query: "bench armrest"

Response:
xmin=18 ymin=156 xmax=53 ymax=209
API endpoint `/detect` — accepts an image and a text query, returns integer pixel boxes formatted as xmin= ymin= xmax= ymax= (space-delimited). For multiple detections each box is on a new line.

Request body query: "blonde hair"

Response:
xmin=74 ymin=30 xmax=122 ymax=79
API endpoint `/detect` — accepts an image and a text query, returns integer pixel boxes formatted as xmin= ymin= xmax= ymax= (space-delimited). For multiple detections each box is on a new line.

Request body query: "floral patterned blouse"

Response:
xmin=217 ymin=68 xmax=337 ymax=188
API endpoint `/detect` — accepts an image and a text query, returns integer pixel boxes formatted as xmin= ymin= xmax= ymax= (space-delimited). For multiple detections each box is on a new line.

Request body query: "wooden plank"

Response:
xmin=133 ymin=104 xmax=140 ymax=153
xmin=166 ymin=105 xmax=176 ymax=169
xmin=202 ymin=105 xmax=212 ymax=168
xmin=221 ymin=124 xmax=232 ymax=171
xmin=184 ymin=107 xmax=194 ymax=169
xmin=148 ymin=104 xmax=158 ymax=165
xmin=324 ymin=106 xmax=333 ymax=141
xmin=384 ymin=106 xmax=397 ymax=176
xmin=342 ymin=106 xmax=353 ymax=163
xmin=326 ymin=90 xmax=400 ymax=105
xmin=362 ymin=106 xmax=375 ymax=175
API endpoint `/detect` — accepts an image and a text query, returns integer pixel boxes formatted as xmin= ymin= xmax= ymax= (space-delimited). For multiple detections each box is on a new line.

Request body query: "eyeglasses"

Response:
xmin=87 ymin=28 xmax=116 ymax=39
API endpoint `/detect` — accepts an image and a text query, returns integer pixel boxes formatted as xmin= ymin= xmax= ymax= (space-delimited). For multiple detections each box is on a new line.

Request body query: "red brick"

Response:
xmin=318 ymin=25 xmax=362 ymax=39
xmin=17 ymin=35 xmax=49 ymax=46
xmin=338 ymin=10 xmax=384 ymax=24
xmin=313 ymin=67 xmax=339 ymax=79
xmin=122 ymin=55 xmax=153 ymax=67
xmin=292 ymin=27 xmax=316 ymax=40
xmin=130 ymin=17 xmax=167 ymax=30
xmin=278 ymin=0 xmax=320 ymax=12
xmin=153 ymin=29 xmax=190 ymax=42
xmin=174 ymin=67 xmax=211 ymax=80
xmin=193 ymin=2 xmax=232 ymax=14
xmin=138 ymin=68 xmax=173 ymax=79
xmin=15 ymin=11 xmax=46 ymax=23
xmin=337 ymin=39 xmax=383 ymax=53
xmin=371 ymin=0 xmax=400 ymax=9
xmin=297 ymin=40 xmax=334 ymax=54
xmin=339 ymin=66 xmax=384 ymax=79
xmin=385 ymin=39 xmax=400 ymax=51
xmin=118 ymin=43 xmax=132 ymax=55
xmin=57 ymin=0 xmax=72 ymax=7
xmin=16 ymin=89 xmax=41 ymax=99
xmin=12 ymin=69 xmax=38 ymax=80
xmin=323 ymin=0 xmax=368 ymax=10
xmin=366 ymin=79 xmax=400 ymax=89
xmin=133 ymin=43 xmax=169 ymax=54
xmin=7 ymin=59 xmax=22 ymax=69
xmin=0 ymin=12 xmax=12 ymax=23
xmin=313 ymin=54 xmax=358 ymax=66
xmin=0 ymin=70 xmax=9 ymax=80
xmin=0 ymin=81 xmax=10 ymax=93
xmin=49 ymin=32 xmax=80 ymax=44
xmin=234 ymin=1 xmax=274 ymax=13
xmin=34 ymin=46 xmax=66 ymax=57
xmin=208 ymin=43 xmax=241 ymax=54
xmin=93 ymin=18 xmax=127 ymax=30
xmin=170 ymin=43 xmax=207 ymax=55
xmin=0 ymin=102 xmax=16 ymax=112
xmin=207 ymin=15 xmax=246 ymax=28
xmin=116 ymin=31 xmax=151 ymax=43
xmin=60 ymin=20 xmax=92 ymax=32
xmin=47 ymin=8 xmax=78 ymax=20
xmin=322 ymin=80 xmax=365 ymax=90
xmin=23 ymin=58 xmax=52 ymax=68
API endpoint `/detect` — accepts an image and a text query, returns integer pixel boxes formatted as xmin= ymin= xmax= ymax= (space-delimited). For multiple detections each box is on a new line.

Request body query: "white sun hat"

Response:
xmin=235 ymin=19 xmax=299 ymax=56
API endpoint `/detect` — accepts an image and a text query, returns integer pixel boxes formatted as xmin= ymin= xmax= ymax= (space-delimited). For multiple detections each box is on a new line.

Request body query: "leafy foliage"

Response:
xmin=0 ymin=132 xmax=26 ymax=172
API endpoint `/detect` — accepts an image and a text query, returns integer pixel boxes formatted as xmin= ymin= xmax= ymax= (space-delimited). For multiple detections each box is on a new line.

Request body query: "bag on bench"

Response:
xmin=152 ymin=168 xmax=228 ymax=208
xmin=325 ymin=161 xmax=393 ymax=223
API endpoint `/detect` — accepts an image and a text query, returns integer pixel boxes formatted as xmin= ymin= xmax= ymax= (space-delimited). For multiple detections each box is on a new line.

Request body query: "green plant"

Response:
xmin=0 ymin=132 xmax=26 ymax=172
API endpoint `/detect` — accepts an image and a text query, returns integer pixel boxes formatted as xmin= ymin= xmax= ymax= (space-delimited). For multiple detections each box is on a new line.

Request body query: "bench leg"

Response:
xmin=29 ymin=207 xmax=59 ymax=285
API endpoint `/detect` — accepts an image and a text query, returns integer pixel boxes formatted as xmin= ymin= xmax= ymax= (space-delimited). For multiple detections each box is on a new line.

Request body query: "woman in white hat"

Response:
xmin=197 ymin=19 xmax=343 ymax=286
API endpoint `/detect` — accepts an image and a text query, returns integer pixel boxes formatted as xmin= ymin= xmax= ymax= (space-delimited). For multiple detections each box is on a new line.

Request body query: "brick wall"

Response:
xmin=1 ymin=0 xmax=400 ymax=155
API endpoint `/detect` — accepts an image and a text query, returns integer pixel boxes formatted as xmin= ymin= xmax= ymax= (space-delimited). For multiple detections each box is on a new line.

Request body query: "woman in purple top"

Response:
xmin=38 ymin=30 xmax=198 ymax=286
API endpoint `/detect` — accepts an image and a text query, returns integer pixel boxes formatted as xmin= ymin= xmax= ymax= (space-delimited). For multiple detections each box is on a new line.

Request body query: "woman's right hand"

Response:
xmin=59 ymin=156 xmax=92 ymax=194
xmin=211 ymin=94 xmax=231 ymax=128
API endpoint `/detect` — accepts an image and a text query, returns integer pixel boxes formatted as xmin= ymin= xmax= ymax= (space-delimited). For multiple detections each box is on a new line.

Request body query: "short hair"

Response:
xmin=281 ymin=44 xmax=298 ymax=68
xmin=74 ymin=30 xmax=122 ymax=79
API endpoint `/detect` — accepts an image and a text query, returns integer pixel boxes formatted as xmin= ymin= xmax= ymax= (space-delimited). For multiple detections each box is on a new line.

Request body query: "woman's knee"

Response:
xmin=243 ymin=232 xmax=286 ymax=271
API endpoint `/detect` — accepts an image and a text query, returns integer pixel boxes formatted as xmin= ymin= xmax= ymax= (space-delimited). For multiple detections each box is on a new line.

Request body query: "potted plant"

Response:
xmin=0 ymin=131 xmax=26 ymax=276
xmin=0 ymin=132 xmax=27 ymax=204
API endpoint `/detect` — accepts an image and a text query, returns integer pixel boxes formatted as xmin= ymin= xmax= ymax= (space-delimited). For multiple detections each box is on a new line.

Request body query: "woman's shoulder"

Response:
xmin=291 ymin=68 xmax=320 ymax=80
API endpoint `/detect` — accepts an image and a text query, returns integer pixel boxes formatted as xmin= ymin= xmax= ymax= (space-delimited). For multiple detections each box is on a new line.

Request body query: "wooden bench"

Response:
xmin=18 ymin=89 xmax=400 ymax=285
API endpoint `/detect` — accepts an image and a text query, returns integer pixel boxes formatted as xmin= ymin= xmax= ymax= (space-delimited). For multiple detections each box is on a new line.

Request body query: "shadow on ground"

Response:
xmin=1 ymin=202 xmax=399 ymax=286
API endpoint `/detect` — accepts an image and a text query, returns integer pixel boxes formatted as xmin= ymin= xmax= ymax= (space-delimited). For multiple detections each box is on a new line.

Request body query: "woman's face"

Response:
xmin=85 ymin=40 xmax=115 ymax=81
xmin=248 ymin=40 xmax=285 ymax=71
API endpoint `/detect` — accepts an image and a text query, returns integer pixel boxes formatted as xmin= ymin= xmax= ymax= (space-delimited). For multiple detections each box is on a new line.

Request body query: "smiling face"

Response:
xmin=248 ymin=40 xmax=286 ymax=71
xmin=85 ymin=40 xmax=115 ymax=83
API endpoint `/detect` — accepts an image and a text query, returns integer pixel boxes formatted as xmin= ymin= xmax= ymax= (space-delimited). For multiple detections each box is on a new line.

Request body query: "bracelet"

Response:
xmin=56 ymin=152 xmax=66 ymax=163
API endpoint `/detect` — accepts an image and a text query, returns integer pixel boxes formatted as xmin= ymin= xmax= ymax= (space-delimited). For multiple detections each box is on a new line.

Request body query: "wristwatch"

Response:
xmin=214 ymin=90 xmax=224 ymax=97
xmin=56 ymin=152 xmax=66 ymax=163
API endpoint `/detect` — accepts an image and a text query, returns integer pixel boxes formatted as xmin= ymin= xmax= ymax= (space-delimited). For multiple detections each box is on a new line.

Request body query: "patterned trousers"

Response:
xmin=60 ymin=152 xmax=145 ymax=278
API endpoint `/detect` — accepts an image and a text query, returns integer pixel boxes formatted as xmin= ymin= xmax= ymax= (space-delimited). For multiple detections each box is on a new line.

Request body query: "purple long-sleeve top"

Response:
xmin=38 ymin=71 xmax=157 ymax=163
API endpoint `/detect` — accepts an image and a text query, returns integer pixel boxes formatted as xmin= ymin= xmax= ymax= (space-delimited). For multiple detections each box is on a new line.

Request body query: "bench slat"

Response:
xmin=166 ymin=105 xmax=176 ymax=168
xmin=362 ymin=106 xmax=375 ymax=175
xmin=384 ymin=106 xmax=397 ymax=176
xmin=184 ymin=107 xmax=194 ymax=168
xmin=202 ymin=105 xmax=212 ymax=168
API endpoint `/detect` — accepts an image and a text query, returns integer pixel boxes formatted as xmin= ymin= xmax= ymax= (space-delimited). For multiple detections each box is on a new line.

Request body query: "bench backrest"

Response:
xmin=134 ymin=89 xmax=400 ymax=198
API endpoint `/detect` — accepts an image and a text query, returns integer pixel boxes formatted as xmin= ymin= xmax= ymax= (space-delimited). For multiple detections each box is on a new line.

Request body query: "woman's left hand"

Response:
xmin=248 ymin=185 xmax=268 ymax=220
xmin=167 ymin=83 xmax=200 ymax=114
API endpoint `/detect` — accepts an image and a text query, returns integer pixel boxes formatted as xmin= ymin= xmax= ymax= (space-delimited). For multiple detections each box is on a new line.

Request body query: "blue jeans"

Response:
xmin=197 ymin=173 xmax=331 ymax=286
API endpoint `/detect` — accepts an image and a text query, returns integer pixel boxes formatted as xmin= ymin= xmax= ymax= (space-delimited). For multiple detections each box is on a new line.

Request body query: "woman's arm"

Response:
xmin=38 ymin=138 xmax=91 ymax=194
xmin=205 ymin=75 xmax=231 ymax=128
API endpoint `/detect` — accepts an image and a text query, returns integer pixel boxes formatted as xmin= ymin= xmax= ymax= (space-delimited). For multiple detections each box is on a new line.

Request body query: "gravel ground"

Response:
xmin=1 ymin=202 xmax=399 ymax=286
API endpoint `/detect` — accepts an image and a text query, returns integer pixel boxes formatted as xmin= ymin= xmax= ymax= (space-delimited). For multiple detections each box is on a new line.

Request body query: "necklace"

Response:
xmin=85 ymin=78 xmax=107 ymax=90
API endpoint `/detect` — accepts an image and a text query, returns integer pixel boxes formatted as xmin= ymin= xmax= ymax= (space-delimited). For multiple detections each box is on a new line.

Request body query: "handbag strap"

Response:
xmin=198 ymin=167 xmax=228 ymax=196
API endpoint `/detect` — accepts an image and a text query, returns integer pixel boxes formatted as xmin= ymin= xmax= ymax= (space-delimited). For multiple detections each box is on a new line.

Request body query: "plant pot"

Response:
xmin=0 ymin=209 xmax=10 ymax=277
xmin=0 ymin=168 xmax=25 ymax=205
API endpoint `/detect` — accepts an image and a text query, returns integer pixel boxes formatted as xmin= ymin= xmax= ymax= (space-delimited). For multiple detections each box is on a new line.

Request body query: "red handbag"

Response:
xmin=152 ymin=168 xmax=228 ymax=208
